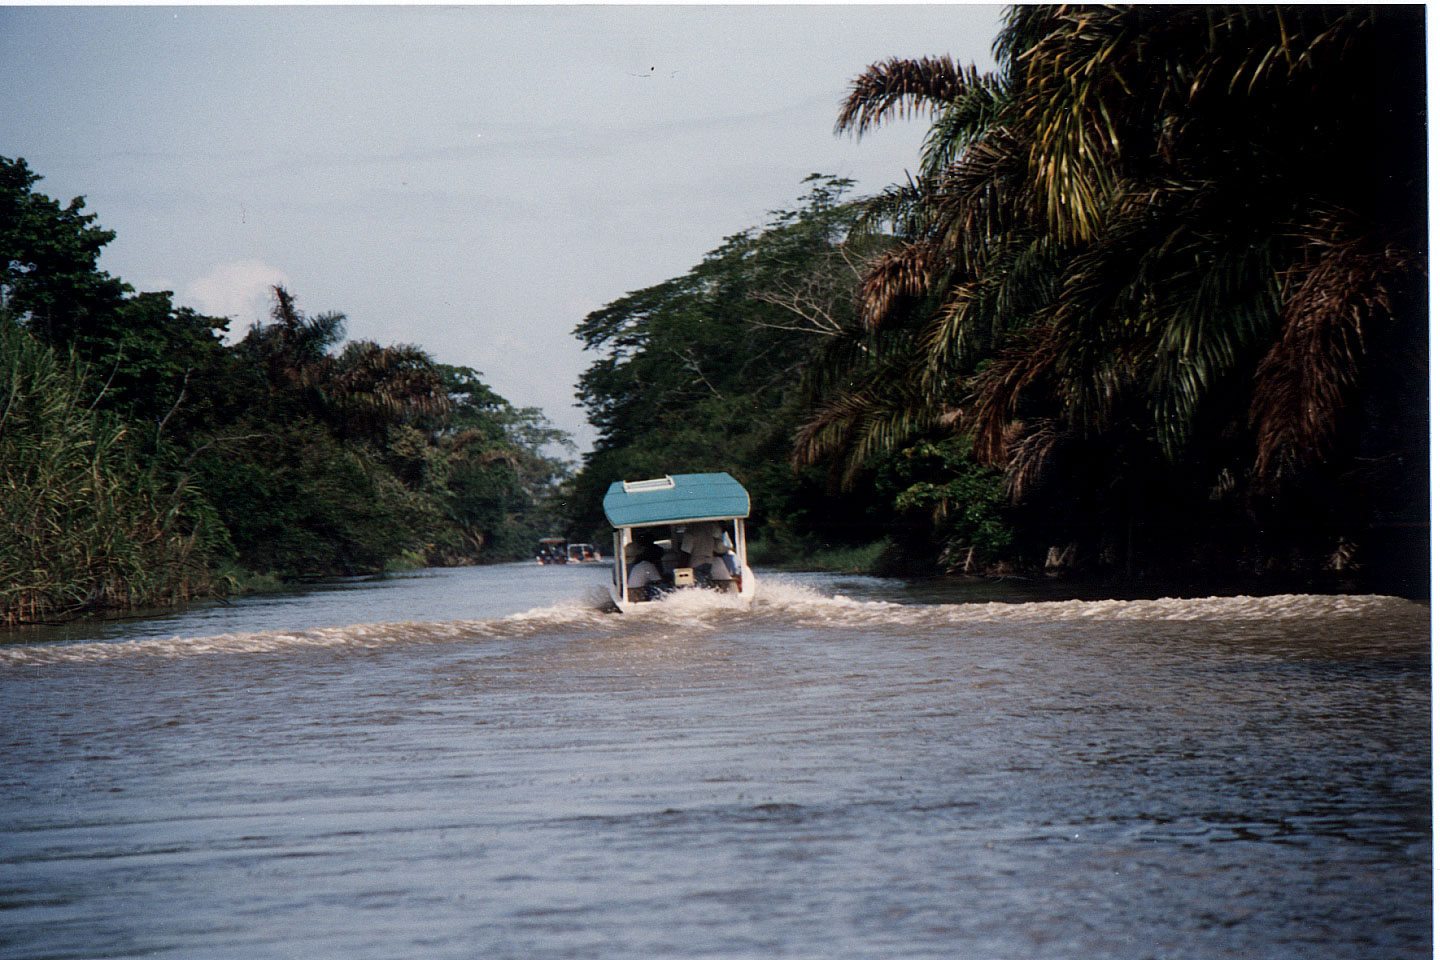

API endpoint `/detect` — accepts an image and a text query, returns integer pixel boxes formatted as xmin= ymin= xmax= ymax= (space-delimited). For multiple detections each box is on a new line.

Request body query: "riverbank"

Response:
xmin=0 ymin=551 xmax=562 ymax=630
xmin=754 ymin=537 xmax=1429 ymax=604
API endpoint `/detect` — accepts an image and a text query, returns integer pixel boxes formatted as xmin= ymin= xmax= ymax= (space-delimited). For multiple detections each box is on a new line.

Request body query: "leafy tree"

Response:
xmin=192 ymin=418 xmax=438 ymax=578
xmin=0 ymin=156 xmax=129 ymax=348
xmin=422 ymin=363 xmax=574 ymax=561
xmin=877 ymin=437 xmax=1011 ymax=572
xmin=95 ymin=291 xmax=234 ymax=442
xmin=0 ymin=159 xmax=235 ymax=440
xmin=569 ymin=176 xmax=908 ymax=555
xmin=0 ymin=160 xmax=581 ymax=620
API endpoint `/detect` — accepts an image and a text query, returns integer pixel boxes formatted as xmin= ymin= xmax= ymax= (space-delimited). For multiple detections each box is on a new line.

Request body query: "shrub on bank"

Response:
xmin=748 ymin=536 xmax=890 ymax=575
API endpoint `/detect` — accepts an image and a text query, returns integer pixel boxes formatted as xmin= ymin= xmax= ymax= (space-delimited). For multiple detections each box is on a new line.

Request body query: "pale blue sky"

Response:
xmin=1 ymin=4 xmax=1003 ymax=450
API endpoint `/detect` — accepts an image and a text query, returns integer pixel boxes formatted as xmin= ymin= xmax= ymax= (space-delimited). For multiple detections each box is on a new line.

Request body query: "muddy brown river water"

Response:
xmin=0 ymin=564 xmax=1429 ymax=958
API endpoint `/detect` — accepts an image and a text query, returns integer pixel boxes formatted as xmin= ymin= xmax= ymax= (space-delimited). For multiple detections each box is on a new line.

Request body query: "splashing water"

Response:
xmin=1 ymin=572 xmax=1421 ymax=667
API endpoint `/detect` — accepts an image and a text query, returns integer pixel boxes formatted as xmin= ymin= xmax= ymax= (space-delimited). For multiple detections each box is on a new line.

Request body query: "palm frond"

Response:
xmin=966 ymin=318 xmax=1061 ymax=465
xmin=1005 ymin=7 xmax=1133 ymax=243
xmin=930 ymin=125 xmax=1034 ymax=267
xmin=917 ymin=70 xmax=1009 ymax=178
xmin=1252 ymin=213 xmax=1424 ymax=478
xmin=847 ymin=175 xmax=936 ymax=239
xmin=1142 ymin=227 xmax=1284 ymax=459
xmin=1002 ymin=418 xmax=1067 ymax=501
xmin=333 ymin=340 xmax=453 ymax=427
xmin=919 ymin=233 xmax=1058 ymax=385
xmin=793 ymin=353 xmax=954 ymax=487
xmin=857 ymin=243 xmax=934 ymax=332
xmin=836 ymin=56 xmax=971 ymax=138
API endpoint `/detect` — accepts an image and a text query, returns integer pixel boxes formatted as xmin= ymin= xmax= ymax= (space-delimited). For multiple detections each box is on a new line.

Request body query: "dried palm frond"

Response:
xmin=1002 ymin=419 xmax=1066 ymax=501
xmin=1252 ymin=214 xmax=1424 ymax=478
xmin=331 ymin=340 xmax=454 ymax=435
xmin=836 ymin=56 xmax=972 ymax=139
xmin=966 ymin=319 xmax=1061 ymax=465
xmin=858 ymin=243 xmax=934 ymax=332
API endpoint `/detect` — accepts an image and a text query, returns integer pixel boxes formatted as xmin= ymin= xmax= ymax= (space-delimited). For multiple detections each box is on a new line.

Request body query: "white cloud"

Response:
xmin=183 ymin=259 xmax=290 ymax=338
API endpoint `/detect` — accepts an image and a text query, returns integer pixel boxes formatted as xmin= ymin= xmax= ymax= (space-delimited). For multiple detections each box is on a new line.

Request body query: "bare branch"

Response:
xmin=668 ymin=347 xmax=723 ymax=399
xmin=154 ymin=368 xmax=191 ymax=446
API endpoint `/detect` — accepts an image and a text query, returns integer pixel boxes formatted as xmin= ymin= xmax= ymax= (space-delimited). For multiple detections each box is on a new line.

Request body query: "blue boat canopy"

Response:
xmin=603 ymin=473 xmax=750 ymax=528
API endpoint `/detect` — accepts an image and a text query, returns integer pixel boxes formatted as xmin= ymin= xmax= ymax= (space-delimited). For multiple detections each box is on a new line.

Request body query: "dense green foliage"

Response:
xmin=566 ymin=176 xmax=1010 ymax=565
xmin=1 ymin=156 xmax=570 ymax=622
xmin=0 ymin=324 xmax=229 ymax=622
xmin=3 ymin=5 xmax=1426 ymax=618
xmin=798 ymin=5 xmax=1427 ymax=589
xmin=571 ymin=6 xmax=1426 ymax=592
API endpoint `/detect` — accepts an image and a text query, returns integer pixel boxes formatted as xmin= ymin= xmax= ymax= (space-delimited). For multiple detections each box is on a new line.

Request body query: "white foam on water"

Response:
xmin=503 ymin=588 xmax=616 ymax=624
xmin=0 ymin=619 xmax=492 ymax=665
xmin=927 ymin=592 xmax=1426 ymax=624
xmin=2 ymin=585 xmax=1424 ymax=667
xmin=753 ymin=577 xmax=902 ymax=619
xmin=754 ymin=576 xmax=1426 ymax=626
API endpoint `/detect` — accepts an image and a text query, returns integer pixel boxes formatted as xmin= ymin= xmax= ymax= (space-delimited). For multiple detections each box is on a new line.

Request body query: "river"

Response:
xmin=0 ymin=563 xmax=1429 ymax=959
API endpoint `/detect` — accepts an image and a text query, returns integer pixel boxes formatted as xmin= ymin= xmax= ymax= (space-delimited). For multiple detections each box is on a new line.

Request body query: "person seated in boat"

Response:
xmin=626 ymin=542 xmax=664 ymax=600
xmin=659 ymin=537 xmax=689 ymax=579
xmin=716 ymin=530 xmax=740 ymax=581
xmin=681 ymin=522 xmax=733 ymax=587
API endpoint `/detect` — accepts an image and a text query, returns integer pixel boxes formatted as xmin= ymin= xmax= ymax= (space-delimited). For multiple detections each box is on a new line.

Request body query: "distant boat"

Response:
xmin=603 ymin=473 xmax=756 ymax=612
xmin=535 ymin=537 xmax=568 ymax=565
xmin=567 ymin=543 xmax=601 ymax=563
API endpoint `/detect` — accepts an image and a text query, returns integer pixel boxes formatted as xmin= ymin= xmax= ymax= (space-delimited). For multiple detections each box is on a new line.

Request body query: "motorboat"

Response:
xmin=535 ymin=537 xmax=568 ymax=565
xmin=567 ymin=543 xmax=600 ymax=563
xmin=603 ymin=473 xmax=757 ymax=611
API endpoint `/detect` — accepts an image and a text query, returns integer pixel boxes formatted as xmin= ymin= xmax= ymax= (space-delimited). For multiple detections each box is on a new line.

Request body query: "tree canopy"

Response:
xmin=566 ymin=175 xmax=1012 ymax=568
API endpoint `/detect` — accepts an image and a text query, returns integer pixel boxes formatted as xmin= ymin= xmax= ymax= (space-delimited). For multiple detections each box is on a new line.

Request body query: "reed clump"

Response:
xmin=0 ymin=326 xmax=229 ymax=624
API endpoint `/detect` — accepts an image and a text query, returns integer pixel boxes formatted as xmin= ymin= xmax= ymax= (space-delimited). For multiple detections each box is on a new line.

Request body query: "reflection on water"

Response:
xmin=0 ymin=567 xmax=1429 ymax=959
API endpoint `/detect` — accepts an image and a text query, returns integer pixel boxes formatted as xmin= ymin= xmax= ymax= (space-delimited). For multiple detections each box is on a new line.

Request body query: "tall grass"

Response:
xmin=0 ymin=325 xmax=228 ymax=623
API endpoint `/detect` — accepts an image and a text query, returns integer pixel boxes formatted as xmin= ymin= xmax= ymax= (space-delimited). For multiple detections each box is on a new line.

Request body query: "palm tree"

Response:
xmin=244 ymin=284 xmax=347 ymax=388
xmin=798 ymin=32 xmax=1049 ymax=480
xmin=332 ymin=339 xmax=453 ymax=439
xmin=801 ymin=5 xmax=1426 ymax=574
xmin=241 ymin=286 xmax=452 ymax=438
xmin=989 ymin=6 xmax=1425 ymax=478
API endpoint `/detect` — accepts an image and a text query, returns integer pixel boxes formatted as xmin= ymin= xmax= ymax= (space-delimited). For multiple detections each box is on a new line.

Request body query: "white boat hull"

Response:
xmin=607 ymin=566 xmax=757 ymax=613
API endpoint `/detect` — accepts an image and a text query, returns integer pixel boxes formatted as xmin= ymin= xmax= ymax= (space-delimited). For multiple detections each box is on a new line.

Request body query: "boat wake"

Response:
xmin=755 ymin=578 xmax=1426 ymax=625
xmin=2 ymin=578 xmax=1425 ymax=666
